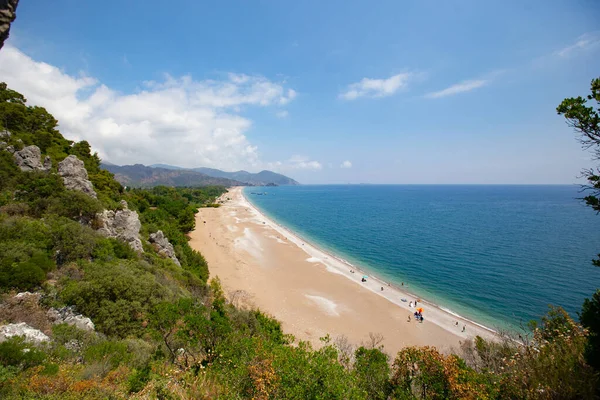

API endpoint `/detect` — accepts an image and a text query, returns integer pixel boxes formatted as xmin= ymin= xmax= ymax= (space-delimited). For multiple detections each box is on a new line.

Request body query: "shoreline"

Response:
xmin=239 ymin=187 xmax=499 ymax=339
xmin=190 ymin=186 xmax=499 ymax=356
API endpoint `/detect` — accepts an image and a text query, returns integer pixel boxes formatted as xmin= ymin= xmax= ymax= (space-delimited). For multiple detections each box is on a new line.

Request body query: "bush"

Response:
xmin=60 ymin=261 xmax=168 ymax=337
xmin=128 ymin=363 xmax=151 ymax=393
xmin=48 ymin=217 xmax=99 ymax=265
xmin=354 ymin=346 xmax=390 ymax=400
xmin=91 ymin=237 xmax=136 ymax=262
xmin=0 ymin=337 xmax=46 ymax=370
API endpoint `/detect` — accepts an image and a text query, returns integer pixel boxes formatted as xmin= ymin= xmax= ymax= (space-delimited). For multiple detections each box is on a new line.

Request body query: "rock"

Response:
xmin=5 ymin=145 xmax=14 ymax=153
xmin=14 ymin=291 xmax=40 ymax=300
xmin=57 ymin=155 xmax=97 ymax=198
xmin=47 ymin=306 xmax=95 ymax=332
xmin=0 ymin=129 xmax=11 ymax=138
xmin=0 ymin=141 xmax=6 ymax=149
xmin=0 ymin=0 xmax=20 ymax=51
xmin=0 ymin=322 xmax=50 ymax=344
xmin=13 ymin=145 xmax=49 ymax=172
xmin=43 ymin=155 xmax=52 ymax=170
xmin=149 ymin=230 xmax=180 ymax=266
xmin=96 ymin=201 xmax=144 ymax=252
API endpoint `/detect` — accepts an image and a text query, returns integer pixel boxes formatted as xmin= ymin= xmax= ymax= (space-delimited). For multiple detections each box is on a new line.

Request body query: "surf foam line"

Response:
xmin=239 ymin=187 xmax=499 ymax=339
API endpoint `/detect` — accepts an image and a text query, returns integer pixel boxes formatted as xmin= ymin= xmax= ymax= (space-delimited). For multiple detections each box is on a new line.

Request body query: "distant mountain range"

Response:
xmin=101 ymin=163 xmax=300 ymax=187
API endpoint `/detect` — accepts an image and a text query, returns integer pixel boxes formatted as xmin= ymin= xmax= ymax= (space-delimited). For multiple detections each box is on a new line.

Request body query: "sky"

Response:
xmin=1 ymin=0 xmax=599 ymax=184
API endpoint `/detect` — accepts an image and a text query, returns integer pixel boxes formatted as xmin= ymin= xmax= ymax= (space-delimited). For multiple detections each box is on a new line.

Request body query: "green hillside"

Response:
xmin=0 ymin=82 xmax=598 ymax=399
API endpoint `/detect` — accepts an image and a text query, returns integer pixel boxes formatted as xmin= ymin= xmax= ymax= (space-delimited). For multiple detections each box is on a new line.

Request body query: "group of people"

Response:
xmin=412 ymin=310 xmax=424 ymax=322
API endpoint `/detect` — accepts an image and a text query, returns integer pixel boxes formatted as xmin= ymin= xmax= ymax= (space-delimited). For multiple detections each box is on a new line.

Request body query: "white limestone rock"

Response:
xmin=47 ymin=306 xmax=95 ymax=332
xmin=0 ymin=322 xmax=50 ymax=344
xmin=13 ymin=145 xmax=50 ymax=172
xmin=149 ymin=230 xmax=180 ymax=266
xmin=96 ymin=200 xmax=144 ymax=253
xmin=57 ymin=155 xmax=97 ymax=198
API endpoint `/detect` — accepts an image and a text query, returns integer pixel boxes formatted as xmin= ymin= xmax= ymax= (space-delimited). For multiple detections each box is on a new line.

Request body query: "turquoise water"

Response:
xmin=244 ymin=185 xmax=600 ymax=331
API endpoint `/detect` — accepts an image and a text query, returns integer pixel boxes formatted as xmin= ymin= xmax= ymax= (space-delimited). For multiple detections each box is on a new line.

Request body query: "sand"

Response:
xmin=188 ymin=187 xmax=498 ymax=357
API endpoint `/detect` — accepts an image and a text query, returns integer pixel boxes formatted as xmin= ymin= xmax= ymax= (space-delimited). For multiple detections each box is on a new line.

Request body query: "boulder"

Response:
xmin=13 ymin=145 xmax=50 ymax=172
xmin=0 ymin=129 xmax=11 ymax=138
xmin=47 ymin=306 xmax=95 ymax=332
xmin=0 ymin=322 xmax=50 ymax=344
xmin=57 ymin=155 xmax=97 ymax=198
xmin=96 ymin=200 xmax=144 ymax=252
xmin=149 ymin=230 xmax=181 ymax=266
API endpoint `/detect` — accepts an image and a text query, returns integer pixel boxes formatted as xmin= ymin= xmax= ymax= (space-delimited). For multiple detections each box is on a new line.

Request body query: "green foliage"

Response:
xmin=128 ymin=363 xmax=151 ymax=393
xmin=581 ymin=290 xmax=600 ymax=373
xmin=0 ymin=337 xmax=46 ymax=370
xmin=48 ymin=217 xmax=98 ymax=265
xmin=61 ymin=261 xmax=168 ymax=337
xmin=91 ymin=237 xmax=136 ymax=262
xmin=354 ymin=346 xmax=390 ymax=400
xmin=0 ymin=216 xmax=54 ymax=291
xmin=557 ymin=77 xmax=600 ymax=266
xmin=84 ymin=340 xmax=130 ymax=370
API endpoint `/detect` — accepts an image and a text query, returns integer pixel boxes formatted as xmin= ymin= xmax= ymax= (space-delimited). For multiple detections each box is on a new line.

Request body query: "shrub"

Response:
xmin=354 ymin=346 xmax=390 ymax=400
xmin=61 ymin=261 xmax=168 ymax=337
xmin=0 ymin=337 xmax=46 ymax=370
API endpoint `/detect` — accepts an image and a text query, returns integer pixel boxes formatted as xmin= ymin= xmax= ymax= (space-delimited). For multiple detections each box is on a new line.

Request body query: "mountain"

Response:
xmin=146 ymin=164 xmax=300 ymax=185
xmin=101 ymin=163 xmax=244 ymax=187
xmin=192 ymin=167 xmax=299 ymax=186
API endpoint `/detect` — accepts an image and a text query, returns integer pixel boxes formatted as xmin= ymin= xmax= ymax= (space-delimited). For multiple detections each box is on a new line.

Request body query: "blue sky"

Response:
xmin=1 ymin=0 xmax=599 ymax=183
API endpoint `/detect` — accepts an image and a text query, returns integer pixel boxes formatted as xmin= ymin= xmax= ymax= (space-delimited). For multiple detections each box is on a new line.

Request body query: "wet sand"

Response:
xmin=188 ymin=187 xmax=497 ymax=356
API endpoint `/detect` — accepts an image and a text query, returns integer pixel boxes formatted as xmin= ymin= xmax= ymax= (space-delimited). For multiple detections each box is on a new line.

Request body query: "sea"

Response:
xmin=244 ymin=185 xmax=600 ymax=332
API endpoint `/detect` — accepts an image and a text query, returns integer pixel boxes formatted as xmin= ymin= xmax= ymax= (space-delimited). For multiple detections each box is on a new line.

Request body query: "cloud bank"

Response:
xmin=340 ymin=160 xmax=352 ymax=168
xmin=340 ymin=73 xmax=412 ymax=100
xmin=0 ymin=46 xmax=301 ymax=171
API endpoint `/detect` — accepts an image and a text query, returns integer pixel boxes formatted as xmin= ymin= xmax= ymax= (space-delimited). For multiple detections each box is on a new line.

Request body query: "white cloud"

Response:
xmin=425 ymin=79 xmax=488 ymax=99
xmin=555 ymin=32 xmax=600 ymax=58
xmin=340 ymin=160 xmax=352 ymax=168
xmin=339 ymin=72 xmax=412 ymax=100
xmin=288 ymin=155 xmax=322 ymax=170
xmin=0 ymin=46 xmax=297 ymax=171
xmin=275 ymin=110 xmax=289 ymax=118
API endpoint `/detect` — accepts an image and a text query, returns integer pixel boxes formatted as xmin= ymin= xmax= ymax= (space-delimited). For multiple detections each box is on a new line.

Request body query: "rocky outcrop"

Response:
xmin=97 ymin=200 xmax=144 ymax=252
xmin=0 ymin=128 xmax=10 ymax=138
xmin=0 ymin=322 xmax=50 ymax=344
xmin=47 ymin=306 xmax=95 ymax=332
xmin=0 ymin=0 xmax=19 ymax=50
xmin=149 ymin=230 xmax=180 ymax=266
xmin=58 ymin=155 xmax=97 ymax=198
xmin=13 ymin=145 xmax=51 ymax=172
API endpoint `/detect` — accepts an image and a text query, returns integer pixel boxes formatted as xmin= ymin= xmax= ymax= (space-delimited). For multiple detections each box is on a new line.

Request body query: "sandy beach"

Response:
xmin=188 ymin=187 xmax=498 ymax=356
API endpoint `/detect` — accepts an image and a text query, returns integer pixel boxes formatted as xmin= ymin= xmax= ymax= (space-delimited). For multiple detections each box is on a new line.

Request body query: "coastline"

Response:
xmin=240 ymin=187 xmax=500 ymax=338
xmin=189 ymin=186 xmax=499 ymax=356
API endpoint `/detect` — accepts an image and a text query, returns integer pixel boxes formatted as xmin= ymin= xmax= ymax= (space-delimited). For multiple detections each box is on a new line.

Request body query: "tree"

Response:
xmin=557 ymin=77 xmax=600 ymax=266
xmin=558 ymin=77 xmax=600 ymax=390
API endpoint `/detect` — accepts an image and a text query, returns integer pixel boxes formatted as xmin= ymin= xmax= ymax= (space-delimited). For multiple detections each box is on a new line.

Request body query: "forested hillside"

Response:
xmin=0 ymin=82 xmax=598 ymax=399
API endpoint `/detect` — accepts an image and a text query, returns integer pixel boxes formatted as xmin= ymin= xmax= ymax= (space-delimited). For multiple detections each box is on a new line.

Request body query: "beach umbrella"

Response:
xmin=417 ymin=308 xmax=424 ymax=313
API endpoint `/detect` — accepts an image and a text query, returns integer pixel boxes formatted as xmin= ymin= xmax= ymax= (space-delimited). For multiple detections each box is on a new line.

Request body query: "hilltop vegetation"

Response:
xmin=0 ymin=81 xmax=599 ymax=398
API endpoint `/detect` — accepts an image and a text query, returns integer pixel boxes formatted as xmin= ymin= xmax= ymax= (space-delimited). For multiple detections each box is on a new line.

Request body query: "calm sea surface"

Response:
xmin=244 ymin=185 xmax=600 ymax=331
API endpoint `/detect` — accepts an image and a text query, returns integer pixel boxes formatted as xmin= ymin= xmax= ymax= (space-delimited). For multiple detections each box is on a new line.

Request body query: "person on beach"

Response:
xmin=408 ymin=314 xmax=411 ymax=322
xmin=381 ymin=287 xmax=384 ymax=291
xmin=401 ymin=282 xmax=404 ymax=286
xmin=462 ymin=325 xmax=466 ymax=332
xmin=409 ymin=301 xmax=412 ymax=307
